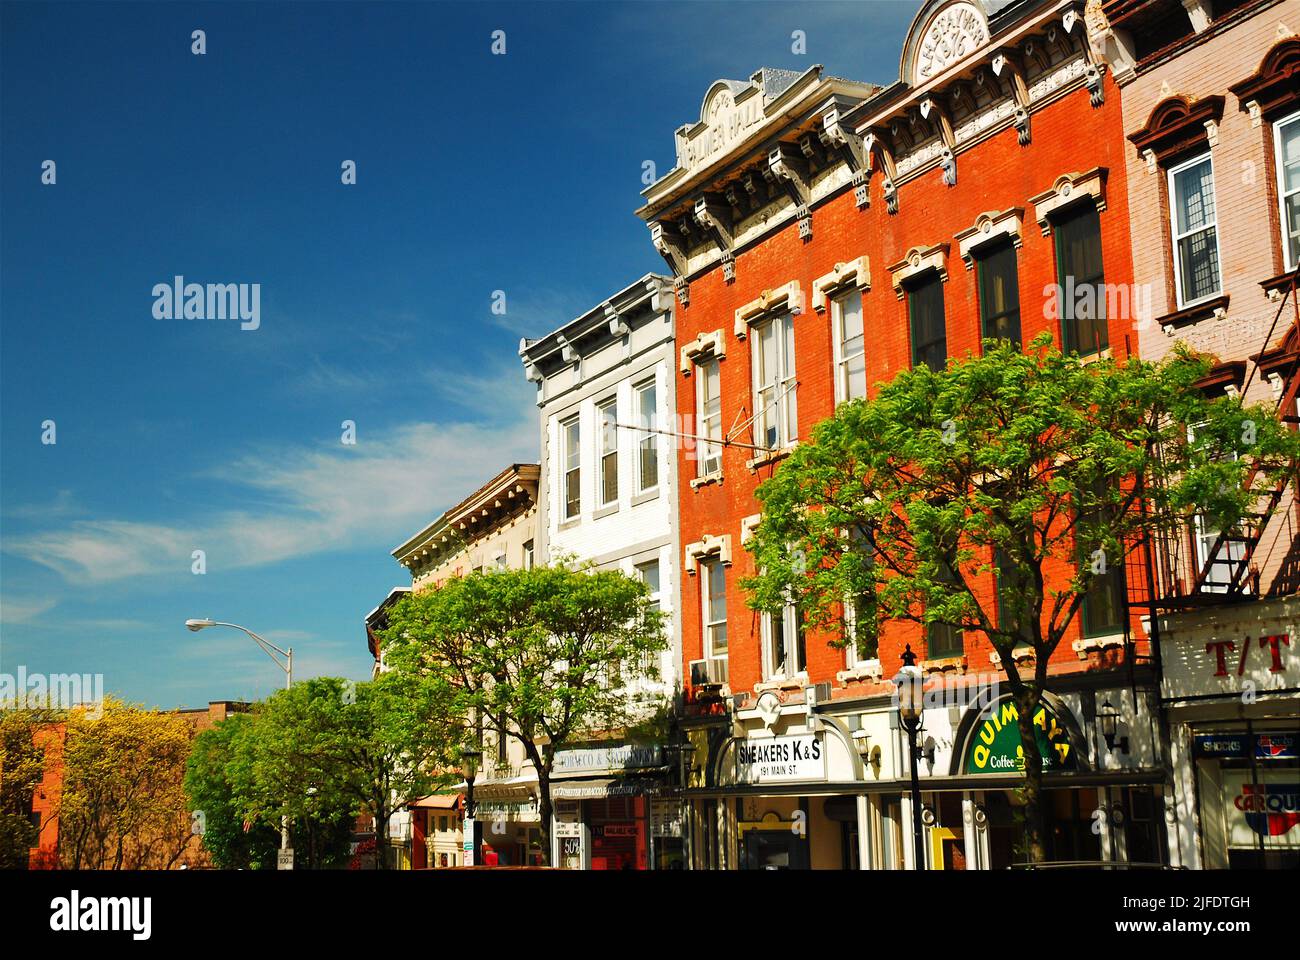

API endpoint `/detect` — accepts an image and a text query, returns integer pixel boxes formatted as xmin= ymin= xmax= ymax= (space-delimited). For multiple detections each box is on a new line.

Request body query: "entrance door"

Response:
xmin=742 ymin=830 xmax=810 ymax=870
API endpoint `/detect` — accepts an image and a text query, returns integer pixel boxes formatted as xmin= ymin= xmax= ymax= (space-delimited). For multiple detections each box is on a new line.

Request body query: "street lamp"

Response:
xmin=186 ymin=617 xmax=294 ymax=857
xmin=460 ymin=746 xmax=482 ymax=866
xmin=894 ymin=644 xmax=926 ymax=870
xmin=185 ymin=619 xmax=292 ymax=689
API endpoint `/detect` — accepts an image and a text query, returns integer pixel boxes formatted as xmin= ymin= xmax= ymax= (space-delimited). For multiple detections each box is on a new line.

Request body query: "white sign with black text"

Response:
xmin=735 ymin=733 xmax=825 ymax=784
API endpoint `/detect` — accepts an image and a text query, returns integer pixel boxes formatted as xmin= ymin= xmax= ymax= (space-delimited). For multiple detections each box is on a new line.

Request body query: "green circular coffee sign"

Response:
xmin=965 ymin=697 xmax=1077 ymax=774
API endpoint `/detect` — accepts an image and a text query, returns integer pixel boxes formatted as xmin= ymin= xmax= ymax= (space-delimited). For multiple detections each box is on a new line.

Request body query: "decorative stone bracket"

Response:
xmin=1027 ymin=167 xmax=1107 ymax=236
xmin=680 ymin=328 xmax=726 ymax=376
xmin=685 ymin=533 xmax=733 ymax=575
xmin=888 ymin=243 xmax=949 ymax=300
xmin=734 ymin=280 xmax=805 ymax=340
xmin=768 ymin=142 xmax=813 ymax=238
xmin=954 ymin=208 xmax=1024 ymax=270
xmin=812 ymin=256 xmax=871 ymax=312
xmin=821 ymin=105 xmax=871 ymax=208
xmin=739 ymin=513 xmax=762 ymax=545
xmin=650 ymin=219 xmax=688 ymax=278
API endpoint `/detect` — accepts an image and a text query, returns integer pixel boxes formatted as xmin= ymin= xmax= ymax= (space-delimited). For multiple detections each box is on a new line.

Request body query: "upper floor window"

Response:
xmin=926 ymin=551 xmax=963 ymax=659
xmin=832 ymin=290 xmax=867 ymax=403
xmin=700 ymin=557 xmax=728 ymax=661
xmin=523 ymin=539 xmax=534 ymax=569
xmin=1169 ymin=152 xmax=1222 ymax=306
xmin=762 ymin=603 xmax=807 ymax=680
xmin=1277 ymin=112 xmax=1300 ymax=271
xmin=752 ymin=313 xmax=798 ymax=449
xmin=562 ymin=415 xmax=581 ymax=519
xmin=907 ymin=273 xmax=947 ymax=372
xmin=1054 ymin=203 xmax=1108 ymax=356
xmin=1076 ymin=482 xmax=1127 ymax=638
xmin=696 ymin=357 xmax=722 ymax=477
xmin=975 ymin=240 xmax=1021 ymax=346
xmin=597 ymin=397 xmax=618 ymax=508
xmin=634 ymin=379 xmax=659 ymax=493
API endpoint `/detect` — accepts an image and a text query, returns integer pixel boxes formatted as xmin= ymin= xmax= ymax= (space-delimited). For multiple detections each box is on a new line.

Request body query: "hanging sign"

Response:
xmin=964 ymin=697 xmax=1077 ymax=774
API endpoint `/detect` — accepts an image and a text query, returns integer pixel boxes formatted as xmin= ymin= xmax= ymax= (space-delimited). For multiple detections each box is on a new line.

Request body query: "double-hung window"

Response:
xmin=832 ymin=290 xmax=867 ymax=403
xmin=763 ymin=603 xmax=807 ymax=679
xmin=752 ymin=313 xmax=798 ymax=449
xmin=1077 ymin=481 xmax=1127 ymax=637
xmin=975 ymin=239 xmax=1021 ymax=346
xmin=1168 ymin=152 xmax=1222 ymax=306
xmin=700 ymin=558 xmax=728 ymax=666
xmin=597 ymin=397 xmax=618 ymax=508
xmin=562 ymin=415 xmax=581 ymax=519
xmin=634 ymin=379 xmax=659 ymax=493
xmin=907 ymin=273 xmax=947 ymax=372
xmin=1054 ymin=203 xmax=1108 ymax=356
xmin=696 ymin=358 xmax=722 ymax=477
xmin=926 ymin=552 xmax=964 ymax=659
xmin=1276 ymin=113 xmax=1300 ymax=271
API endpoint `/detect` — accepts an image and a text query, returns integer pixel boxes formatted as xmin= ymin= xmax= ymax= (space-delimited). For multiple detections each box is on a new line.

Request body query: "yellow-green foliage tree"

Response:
xmin=57 ymin=698 xmax=198 ymax=869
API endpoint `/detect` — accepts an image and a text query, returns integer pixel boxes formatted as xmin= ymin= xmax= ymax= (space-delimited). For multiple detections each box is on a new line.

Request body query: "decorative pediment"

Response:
xmin=954 ymin=208 xmax=1023 ymax=269
xmin=1027 ymin=167 xmax=1107 ymax=236
xmin=680 ymin=328 xmax=726 ymax=376
xmin=1128 ymin=95 xmax=1225 ymax=166
xmin=739 ymin=513 xmax=763 ymax=545
xmin=888 ymin=243 xmax=949 ymax=300
xmin=904 ymin=1 xmax=993 ymax=87
xmin=812 ymin=257 xmax=871 ymax=311
xmin=1229 ymin=36 xmax=1300 ymax=124
xmin=685 ymin=533 xmax=733 ymax=575
xmin=734 ymin=280 xmax=805 ymax=339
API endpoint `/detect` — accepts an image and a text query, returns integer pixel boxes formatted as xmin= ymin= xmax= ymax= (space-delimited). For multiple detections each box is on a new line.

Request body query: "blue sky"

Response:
xmin=0 ymin=0 xmax=915 ymax=707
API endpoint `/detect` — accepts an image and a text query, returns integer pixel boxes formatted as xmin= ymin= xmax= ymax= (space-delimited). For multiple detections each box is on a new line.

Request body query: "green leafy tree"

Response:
xmin=245 ymin=675 xmax=455 ymax=869
xmin=184 ymin=713 xmax=281 ymax=869
xmin=744 ymin=337 xmax=1300 ymax=862
xmin=382 ymin=564 xmax=667 ymax=865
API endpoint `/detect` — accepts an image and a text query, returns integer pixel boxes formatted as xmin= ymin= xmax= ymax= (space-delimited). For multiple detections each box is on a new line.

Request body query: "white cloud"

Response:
xmin=0 ymin=596 xmax=57 ymax=624
xmin=6 ymin=405 xmax=537 ymax=584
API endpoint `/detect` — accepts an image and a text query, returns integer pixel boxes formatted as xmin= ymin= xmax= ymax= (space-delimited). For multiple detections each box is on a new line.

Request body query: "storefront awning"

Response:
xmin=551 ymin=778 xmax=662 ymax=799
xmin=460 ymin=773 xmax=538 ymax=802
xmin=410 ymin=793 xmax=462 ymax=810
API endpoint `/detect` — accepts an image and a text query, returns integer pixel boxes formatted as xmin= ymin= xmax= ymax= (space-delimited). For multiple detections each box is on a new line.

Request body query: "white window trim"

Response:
xmin=751 ymin=312 xmax=798 ymax=450
xmin=1167 ymin=150 xmax=1223 ymax=309
xmin=699 ymin=556 xmax=729 ymax=661
xmin=695 ymin=357 xmax=723 ymax=479
xmin=596 ymin=396 xmax=619 ymax=509
xmin=1275 ymin=111 xmax=1300 ymax=272
xmin=831 ymin=289 xmax=866 ymax=405
xmin=633 ymin=378 xmax=659 ymax=495
xmin=561 ymin=415 xmax=581 ymax=520
xmin=761 ymin=603 xmax=807 ymax=682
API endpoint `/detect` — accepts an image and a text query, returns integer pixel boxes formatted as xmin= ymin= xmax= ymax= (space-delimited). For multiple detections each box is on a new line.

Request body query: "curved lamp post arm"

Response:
xmin=193 ymin=620 xmax=293 ymax=689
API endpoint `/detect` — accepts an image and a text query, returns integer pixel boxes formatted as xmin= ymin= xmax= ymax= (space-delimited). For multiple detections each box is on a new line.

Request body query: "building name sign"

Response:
xmin=735 ymin=733 xmax=825 ymax=783
xmin=681 ymin=88 xmax=765 ymax=175
xmin=553 ymin=744 xmax=662 ymax=773
xmin=1162 ymin=629 xmax=1299 ymax=701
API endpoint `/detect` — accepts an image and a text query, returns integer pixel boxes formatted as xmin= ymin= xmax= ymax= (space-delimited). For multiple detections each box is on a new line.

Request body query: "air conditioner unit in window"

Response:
xmin=689 ymin=658 xmax=726 ymax=688
xmin=805 ymin=681 xmax=832 ymax=708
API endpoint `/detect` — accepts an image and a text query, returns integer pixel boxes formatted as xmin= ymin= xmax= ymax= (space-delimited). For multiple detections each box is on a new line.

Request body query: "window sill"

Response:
xmin=1077 ymin=346 xmax=1113 ymax=366
xmin=754 ymin=675 xmax=806 ymax=693
xmin=988 ymin=645 xmax=1035 ymax=667
xmin=1158 ymin=294 xmax=1229 ymax=334
xmin=1071 ymin=633 xmax=1125 ymax=659
xmin=630 ymin=487 xmax=660 ymax=507
xmin=558 ymin=516 xmax=581 ymax=531
xmin=690 ymin=472 xmax=723 ymax=490
xmin=746 ymin=443 xmax=796 ymax=471
xmin=836 ymin=659 xmax=883 ymax=684
xmin=592 ymin=502 xmax=619 ymax=521
xmin=922 ymin=655 xmax=967 ymax=675
xmin=1261 ymin=269 xmax=1300 ymax=301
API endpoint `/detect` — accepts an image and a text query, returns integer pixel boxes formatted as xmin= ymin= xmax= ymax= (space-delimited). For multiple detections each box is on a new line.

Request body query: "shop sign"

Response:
xmin=735 ymin=733 xmax=825 ymax=784
xmin=1193 ymin=732 xmax=1297 ymax=760
xmin=1223 ymin=770 xmax=1300 ymax=847
xmin=553 ymin=820 xmax=581 ymax=839
xmin=1161 ymin=627 xmax=1299 ymax=700
xmin=964 ymin=697 xmax=1076 ymax=774
xmin=554 ymin=743 xmax=662 ymax=773
xmin=652 ymin=801 xmax=683 ymax=837
xmin=594 ymin=823 xmax=638 ymax=839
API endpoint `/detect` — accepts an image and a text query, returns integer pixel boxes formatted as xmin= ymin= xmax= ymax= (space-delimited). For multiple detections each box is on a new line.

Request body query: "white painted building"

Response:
xmin=520 ymin=274 xmax=685 ymax=869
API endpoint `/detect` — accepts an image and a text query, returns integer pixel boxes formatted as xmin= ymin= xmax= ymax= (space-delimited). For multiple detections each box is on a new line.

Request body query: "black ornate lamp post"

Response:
xmin=461 ymin=746 xmax=482 ymax=865
xmin=894 ymin=644 xmax=926 ymax=870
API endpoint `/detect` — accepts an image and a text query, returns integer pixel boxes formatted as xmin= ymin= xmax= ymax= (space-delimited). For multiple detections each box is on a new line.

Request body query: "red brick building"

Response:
xmin=640 ymin=0 xmax=1165 ymax=870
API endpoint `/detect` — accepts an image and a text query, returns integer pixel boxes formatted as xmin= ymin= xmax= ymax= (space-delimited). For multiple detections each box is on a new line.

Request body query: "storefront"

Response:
xmin=1160 ymin=596 xmax=1300 ymax=869
xmin=467 ymin=773 xmax=544 ymax=867
xmin=549 ymin=742 xmax=673 ymax=869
